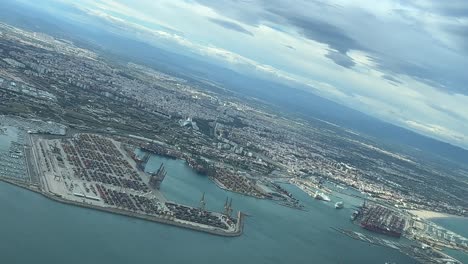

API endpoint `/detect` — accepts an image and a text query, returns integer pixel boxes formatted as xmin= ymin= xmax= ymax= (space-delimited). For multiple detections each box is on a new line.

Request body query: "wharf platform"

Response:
xmin=0 ymin=176 xmax=244 ymax=237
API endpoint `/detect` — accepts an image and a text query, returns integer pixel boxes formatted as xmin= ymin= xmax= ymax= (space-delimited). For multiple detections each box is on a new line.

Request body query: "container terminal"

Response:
xmin=3 ymin=132 xmax=243 ymax=237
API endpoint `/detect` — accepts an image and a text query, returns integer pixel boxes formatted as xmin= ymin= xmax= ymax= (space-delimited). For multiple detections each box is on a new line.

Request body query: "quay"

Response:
xmin=1 ymin=130 xmax=244 ymax=237
xmin=0 ymin=177 xmax=244 ymax=237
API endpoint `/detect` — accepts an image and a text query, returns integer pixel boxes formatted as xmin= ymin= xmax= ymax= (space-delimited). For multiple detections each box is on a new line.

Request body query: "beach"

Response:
xmin=409 ymin=209 xmax=464 ymax=219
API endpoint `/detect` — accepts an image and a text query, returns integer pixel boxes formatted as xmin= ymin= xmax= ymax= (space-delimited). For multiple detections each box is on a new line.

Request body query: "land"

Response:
xmin=0 ymin=20 xmax=467 ymax=248
xmin=1 ymin=117 xmax=243 ymax=236
xmin=0 ymin=118 xmax=243 ymax=236
xmin=348 ymin=200 xmax=468 ymax=259
xmin=332 ymin=227 xmax=463 ymax=264
xmin=409 ymin=210 xmax=463 ymax=220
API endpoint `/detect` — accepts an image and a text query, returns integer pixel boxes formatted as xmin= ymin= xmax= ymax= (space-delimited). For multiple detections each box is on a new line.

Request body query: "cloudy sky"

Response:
xmin=44 ymin=0 xmax=468 ymax=148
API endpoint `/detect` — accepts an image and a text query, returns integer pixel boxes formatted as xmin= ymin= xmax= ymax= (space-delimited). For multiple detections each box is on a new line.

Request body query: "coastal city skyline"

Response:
xmin=0 ymin=1 xmax=467 ymax=263
xmin=18 ymin=0 xmax=468 ymax=150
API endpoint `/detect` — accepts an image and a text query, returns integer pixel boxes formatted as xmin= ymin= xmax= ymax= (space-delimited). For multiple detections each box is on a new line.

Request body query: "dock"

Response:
xmin=1 ymin=132 xmax=244 ymax=237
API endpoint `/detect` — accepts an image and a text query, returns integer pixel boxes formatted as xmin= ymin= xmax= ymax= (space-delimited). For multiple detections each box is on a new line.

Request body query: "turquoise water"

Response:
xmin=433 ymin=217 xmax=468 ymax=238
xmin=0 ymin=150 xmax=418 ymax=263
xmin=444 ymin=249 xmax=468 ymax=264
xmin=433 ymin=217 xmax=468 ymax=263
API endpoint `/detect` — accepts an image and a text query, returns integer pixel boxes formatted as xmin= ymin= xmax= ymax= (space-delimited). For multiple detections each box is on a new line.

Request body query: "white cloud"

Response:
xmin=54 ymin=0 xmax=468 ymax=148
xmin=405 ymin=120 xmax=467 ymax=145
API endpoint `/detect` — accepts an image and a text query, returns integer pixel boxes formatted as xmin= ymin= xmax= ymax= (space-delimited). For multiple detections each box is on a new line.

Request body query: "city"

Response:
xmin=1 ymin=1 xmax=467 ymax=263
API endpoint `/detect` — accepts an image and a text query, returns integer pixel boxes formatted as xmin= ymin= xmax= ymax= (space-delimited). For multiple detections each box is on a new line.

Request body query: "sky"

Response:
xmin=27 ymin=0 xmax=468 ymax=149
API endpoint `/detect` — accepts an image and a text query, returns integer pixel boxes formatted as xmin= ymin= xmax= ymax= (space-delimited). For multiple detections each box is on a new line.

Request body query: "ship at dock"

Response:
xmin=314 ymin=191 xmax=331 ymax=202
xmin=357 ymin=202 xmax=406 ymax=238
xmin=148 ymin=163 xmax=167 ymax=190
xmin=134 ymin=152 xmax=167 ymax=190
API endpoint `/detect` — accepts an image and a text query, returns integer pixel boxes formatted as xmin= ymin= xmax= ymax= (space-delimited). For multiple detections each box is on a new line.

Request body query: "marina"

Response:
xmin=0 ymin=126 xmax=27 ymax=180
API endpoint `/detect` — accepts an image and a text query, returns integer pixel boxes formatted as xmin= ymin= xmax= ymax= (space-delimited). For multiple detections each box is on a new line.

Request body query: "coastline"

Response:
xmin=210 ymin=176 xmax=264 ymax=199
xmin=0 ymin=177 xmax=244 ymax=237
xmin=408 ymin=209 xmax=465 ymax=220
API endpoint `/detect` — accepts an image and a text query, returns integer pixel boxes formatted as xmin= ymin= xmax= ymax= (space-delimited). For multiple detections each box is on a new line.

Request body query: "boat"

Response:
xmin=335 ymin=201 xmax=344 ymax=209
xmin=314 ymin=191 xmax=330 ymax=201
xmin=351 ymin=210 xmax=359 ymax=220
xmin=148 ymin=163 xmax=167 ymax=190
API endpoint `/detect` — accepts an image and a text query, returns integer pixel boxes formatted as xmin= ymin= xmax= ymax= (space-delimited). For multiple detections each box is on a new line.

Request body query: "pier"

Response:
xmin=1 ymin=132 xmax=244 ymax=237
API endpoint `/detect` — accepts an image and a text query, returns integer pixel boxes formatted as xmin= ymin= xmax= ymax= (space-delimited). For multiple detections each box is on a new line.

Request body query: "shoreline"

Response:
xmin=0 ymin=177 xmax=244 ymax=237
xmin=210 ymin=176 xmax=265 ymax=199
xmin=408 ymin=209 xmax=465 ymax=220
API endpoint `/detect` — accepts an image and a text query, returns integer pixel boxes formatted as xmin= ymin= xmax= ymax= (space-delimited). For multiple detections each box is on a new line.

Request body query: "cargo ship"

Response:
xmin=148 ymin=163 xmax=167 ymax=190
xmin=360 ymin=222 xmax=402 ymax=237
xmin=358 ymin=203 xmax=405 ymax=238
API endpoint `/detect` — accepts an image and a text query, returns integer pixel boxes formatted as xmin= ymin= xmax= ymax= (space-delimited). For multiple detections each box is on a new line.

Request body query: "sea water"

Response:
xmin=0 ymin=149 xmax=418 ymax=263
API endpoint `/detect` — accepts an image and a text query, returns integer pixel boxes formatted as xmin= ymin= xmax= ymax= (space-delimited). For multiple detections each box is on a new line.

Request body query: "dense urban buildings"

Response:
xmin=0 ymin=19 xmax=467 ymax=264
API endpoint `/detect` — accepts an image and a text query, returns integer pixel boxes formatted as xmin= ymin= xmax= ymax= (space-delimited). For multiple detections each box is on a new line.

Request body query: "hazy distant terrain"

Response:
xmin=1 ymin=2 xmax=468 ymax=263
xmin=3 ymin=0 xmax=467 ymax=169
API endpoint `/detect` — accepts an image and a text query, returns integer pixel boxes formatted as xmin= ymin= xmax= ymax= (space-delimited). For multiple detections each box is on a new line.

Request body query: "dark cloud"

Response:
xmin=261 ymin=3 xmax=362 ymax=68
xmin=325 ymin=50 xmax=355 ymax=68
xmin=437 ymin=5 xmax=468 ymax=18
xmin=429 ymin=103 xmax=467 ymax=121
xmin=447 ymin=23 xmax=468 ymax=37
xmin=278 ymin=14 xmax=361 ymax=68
xmin=208 ymin=18 xmax=254 ymax=36
xmin=382 ymin=74 xmax=403 ymax=85
xmin=425 ymin=0 xmax=468 ymax=18
xmin=285 ymin=16 xmax=360 ymax=54
xmin=445 ymin=23 xmax=468 ymax=51
xmin=371 ymin=53 xmax=468 ymax=94
xmin=194 ymin=0 xmax=468 ymax=94
xmin=195 ymin=1 xmax=361 ymax=68
xmin=372 ymin=56 xmax=430 ymax=81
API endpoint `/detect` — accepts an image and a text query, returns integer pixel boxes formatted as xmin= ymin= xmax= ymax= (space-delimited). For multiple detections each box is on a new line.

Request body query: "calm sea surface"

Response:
xmin=0 ymin=137 xmax=420 ymax=263
xmin=432 ymin=217 xmax=468 ymax=263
